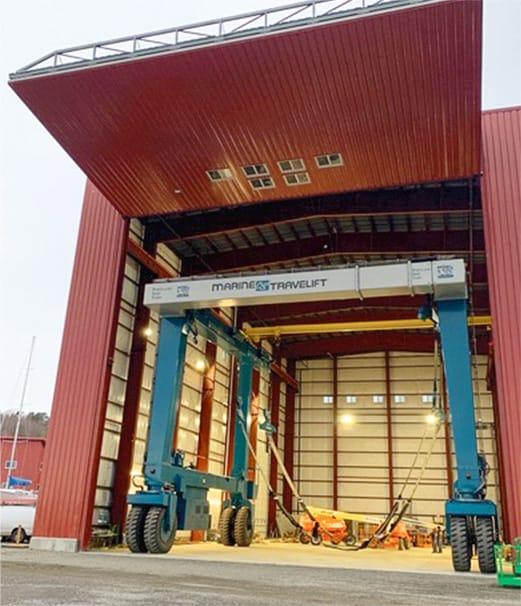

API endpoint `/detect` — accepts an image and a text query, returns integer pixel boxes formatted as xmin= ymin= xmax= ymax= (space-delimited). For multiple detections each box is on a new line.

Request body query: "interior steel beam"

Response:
xmin=285 ymin=332 xmax=489 ymax=358
xmin=181 ymin=230 xmax=485 ymax=275
xmin=147 ymin=186 xmax=480 ymax=244
xmin=244 ymin=316 xmax=492 ymax=341
xmin=127 ymin=238 xmax=172 ymax=279
xmin=238 ymin=290 xmax=490 ymax=322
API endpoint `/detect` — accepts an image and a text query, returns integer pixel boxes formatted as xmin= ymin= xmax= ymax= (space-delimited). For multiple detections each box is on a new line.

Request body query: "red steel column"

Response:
xmin=110 ymin=279 xmax=151 ymax=532
xmin=385 ymin=352 xmax=395 ymax=508
xmin=332 ymin=356 xmax=339 ymax=510
xmin=111 ymin=238 xmax=157 ymax=533
xmin=192 ymin=342 xmax=217 ymax=541
xmin=283 ymin=360 xmax=296 ymax=512
xmin=32 ymin=183 xmax=128 ymax=550
xmin=267 ymin=356 xmax=281 ymax=536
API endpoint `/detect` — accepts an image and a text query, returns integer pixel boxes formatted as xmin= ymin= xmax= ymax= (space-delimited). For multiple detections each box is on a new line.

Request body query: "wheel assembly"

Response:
xmin=450 ymin=516 xmax=473 ymax=572
xmin=126 ymin=505 xmax=149 ymax=553
xmin=143 ymin=506 xmax=177 ymax=554
xmin=10 ymin=527 xmax=27 ymax=544
xmin=299 ymin=531 xmax=311 ymax=544
xmin=234 ymin=506 xmax=254 ymax=547
xmin=475 ymin=516 xmax=496 ymax=573
xmin=344 ymin=534 xmax=357 ymax=546
xmin=219 ymin=506 xmax=236 ymax=546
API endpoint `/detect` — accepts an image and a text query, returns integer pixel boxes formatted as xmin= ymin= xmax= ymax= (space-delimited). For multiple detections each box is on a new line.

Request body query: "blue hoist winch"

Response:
xmin=126 ymin=259 xmax=498 ymax=573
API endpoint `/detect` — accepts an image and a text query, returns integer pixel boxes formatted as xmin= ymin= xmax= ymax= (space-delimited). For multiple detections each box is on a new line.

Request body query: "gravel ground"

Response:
xmin=1 ymin=544 xmax=520 ymax=606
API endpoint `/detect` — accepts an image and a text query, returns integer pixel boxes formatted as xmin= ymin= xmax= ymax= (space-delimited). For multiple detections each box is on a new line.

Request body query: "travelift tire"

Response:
xmin=475 ymin=516 xmax=496 ymax=573
xmin=450 ymin=516 xmax=472 ymax=572
xmin=143 ymin=506 xmax=177 ymax=554
xmin=126 ymin=505 xmax=149 ymax=553
xmin=234 ymin=506 xmax=253 ymax=547
xmin=219 ymin=506 xmax=236 ymax=546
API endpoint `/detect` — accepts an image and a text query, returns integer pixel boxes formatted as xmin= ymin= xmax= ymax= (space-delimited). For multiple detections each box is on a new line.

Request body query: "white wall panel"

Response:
xmin=293 ymin=351 xmax=500 ymax=526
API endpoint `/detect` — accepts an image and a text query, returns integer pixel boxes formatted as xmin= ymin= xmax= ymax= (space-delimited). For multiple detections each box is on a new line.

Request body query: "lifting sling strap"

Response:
xmin=360 ymin=339 xmax=444 ymax=549
xmin=236 ymin=409 xmax=306 ymax=536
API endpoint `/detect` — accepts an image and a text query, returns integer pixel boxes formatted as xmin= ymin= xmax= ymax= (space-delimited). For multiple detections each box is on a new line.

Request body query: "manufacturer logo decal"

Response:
xmin=176 ymin=285 xmax=190 ymax=298
xmin=255 ymin=280 xmax=270 ymax=292
xmin=437 ymin=265 xmax=454 ymax=279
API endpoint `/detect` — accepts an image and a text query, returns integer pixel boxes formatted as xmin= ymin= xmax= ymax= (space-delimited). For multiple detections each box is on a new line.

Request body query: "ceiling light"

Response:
xmin=315 ymin=153 xmax=344 ymax=168
xmin=283 ymin=172 xmax=310 ymax=186
xmin=242 ymin=163 xmax=269 ymax=178
xmin=207 ymin=168 xmax=233 ymax=182
xmin=278 ymin=158 xmax=306 ymax=173
xmin=249 ymin=176 xmax=275 ymax=190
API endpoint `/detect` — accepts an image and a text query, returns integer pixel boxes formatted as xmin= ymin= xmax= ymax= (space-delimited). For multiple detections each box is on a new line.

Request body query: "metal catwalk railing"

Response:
xmin=11 ymin=0 xmax=431 ymax=79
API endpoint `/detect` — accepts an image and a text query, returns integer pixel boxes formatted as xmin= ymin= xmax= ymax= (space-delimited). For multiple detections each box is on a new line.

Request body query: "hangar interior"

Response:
xmin=8 ymin=0 xmax=520 ymax=558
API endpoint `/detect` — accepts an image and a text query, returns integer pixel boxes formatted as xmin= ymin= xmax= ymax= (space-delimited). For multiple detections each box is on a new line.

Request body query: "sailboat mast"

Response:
xmin=6 ymin=336 xmax=36 ymax=488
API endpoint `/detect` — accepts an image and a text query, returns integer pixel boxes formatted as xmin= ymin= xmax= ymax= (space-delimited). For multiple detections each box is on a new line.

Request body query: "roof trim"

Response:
xmin=10 ymin=0 xmax=444 ymax=81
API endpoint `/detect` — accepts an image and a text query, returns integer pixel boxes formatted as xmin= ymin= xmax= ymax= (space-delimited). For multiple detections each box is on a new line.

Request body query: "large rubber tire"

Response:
xmin=219 ymin=506 xmax=236 ymax=546
xmin=450 ymin=516 xmax=472 ymax=572
xmin=126 ymin=505 xmax=149 ymax=553
xmin=310 ymin=533 xmax=323 ymax=546
xmin=475 ymin=516 xmax=496 ymax=574
xmin=10 ymin=527 xmax=27 ymax=544
xmin=344 ymin=534 xmax=357 ymax=546
xmin=233 ymin=505 xmax=253 ymax=547
xmin=143 ymin=506 xmax=177 ymax=554
xmin=234 ymin=506 xmax=254 ymax=547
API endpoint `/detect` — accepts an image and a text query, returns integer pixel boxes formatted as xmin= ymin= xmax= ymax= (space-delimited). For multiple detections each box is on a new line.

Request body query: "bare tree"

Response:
xmin=0 ymin=411 xmax=49 ymax=438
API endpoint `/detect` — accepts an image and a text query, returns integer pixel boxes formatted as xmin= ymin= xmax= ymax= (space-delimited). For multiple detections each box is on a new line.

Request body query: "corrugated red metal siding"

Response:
xmin=33 ymin=183 xmax=127 ymax=548
xmin=481 ymin=107 xmax=521 ymax=542
xmin=9 ymin=0 xmax=482 ymax=217
xmin=0 ymin=437 xmax=45 ymax=489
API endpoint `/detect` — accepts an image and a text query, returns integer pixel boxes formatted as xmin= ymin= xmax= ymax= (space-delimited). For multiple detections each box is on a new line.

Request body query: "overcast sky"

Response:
xmin=1 ymin=0 xmax=520 ymax=415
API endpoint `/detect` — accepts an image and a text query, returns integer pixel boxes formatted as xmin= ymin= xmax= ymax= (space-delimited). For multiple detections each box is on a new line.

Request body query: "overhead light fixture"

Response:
xmin=315 ymin=153 xmax=343 ymax=168
xmin=242 ymin=163 xmax=269 ymax=178
xmin=249 ymin=177 xmax=275 ymax=190
xmin=278 ymin=158 xmax=306 ymax=173
xmin=143 ymin=327 xmax=153 ymax=337
xmin=206 ymin=168 xmax=233 ymax=182
xmin=283 ymin=172 xmax=310 ymax=186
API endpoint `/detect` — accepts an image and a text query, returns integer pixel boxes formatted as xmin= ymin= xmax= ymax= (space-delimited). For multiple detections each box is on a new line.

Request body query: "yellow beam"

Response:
xmin=244 ymin=315 xmax=492 ymax=342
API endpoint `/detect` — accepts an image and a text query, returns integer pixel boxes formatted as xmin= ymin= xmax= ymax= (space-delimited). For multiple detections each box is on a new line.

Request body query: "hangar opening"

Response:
xmin=8 ymin=0 xmax=520 ymax=575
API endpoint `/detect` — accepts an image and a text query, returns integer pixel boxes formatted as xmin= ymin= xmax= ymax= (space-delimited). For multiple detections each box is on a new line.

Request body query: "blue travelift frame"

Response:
xmin=433 ymin=299 xmax=497 ymax=534
xmin=128 ymin=309 xmax=271 ymax=530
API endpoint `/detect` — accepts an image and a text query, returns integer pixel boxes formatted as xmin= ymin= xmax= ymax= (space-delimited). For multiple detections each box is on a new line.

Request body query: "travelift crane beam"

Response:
xmin=145 ymin=259 xmax=467 ymax=315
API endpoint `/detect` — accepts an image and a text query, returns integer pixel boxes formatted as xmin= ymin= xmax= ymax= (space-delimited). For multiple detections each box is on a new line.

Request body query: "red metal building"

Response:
xmin=8 ymin=0 xmax=520 ymax=549
xmin=0 ymin=437 xmax=46 ymax=490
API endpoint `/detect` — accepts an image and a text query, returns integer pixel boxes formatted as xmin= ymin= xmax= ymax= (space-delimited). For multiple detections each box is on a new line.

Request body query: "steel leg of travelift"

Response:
xmin=144 ymin=315 xmax=188 ymax=489
xmin=436 ymin=299 xmax=497 ymax=574
xmin=230 ymin=355 xmax=255 ymax=506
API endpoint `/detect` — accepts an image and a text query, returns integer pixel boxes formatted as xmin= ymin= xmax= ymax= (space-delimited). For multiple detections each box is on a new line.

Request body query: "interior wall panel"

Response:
xmin=294 ymin=351 xmax=500 ymax=527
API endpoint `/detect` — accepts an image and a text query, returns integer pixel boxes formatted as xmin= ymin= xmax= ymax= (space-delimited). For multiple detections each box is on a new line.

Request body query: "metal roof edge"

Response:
xmin=9 ymin=0 xmax=445 ymax=81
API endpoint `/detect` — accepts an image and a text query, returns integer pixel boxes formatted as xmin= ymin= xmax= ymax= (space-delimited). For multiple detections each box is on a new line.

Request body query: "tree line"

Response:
xmin=0 ymin=412 xmax=49 ymax=438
